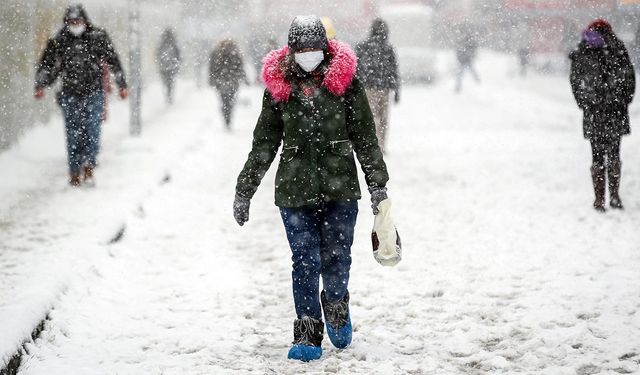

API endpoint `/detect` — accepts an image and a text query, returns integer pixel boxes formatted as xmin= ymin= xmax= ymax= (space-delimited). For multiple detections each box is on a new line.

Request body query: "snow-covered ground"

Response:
xmin=3 ymin=51 xmax=640 ymax=374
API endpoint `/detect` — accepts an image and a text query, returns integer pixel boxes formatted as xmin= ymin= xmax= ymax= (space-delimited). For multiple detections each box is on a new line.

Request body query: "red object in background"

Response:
xmin=504 ymin=0 xmax=612 ymax=10
xmin=101 ymin=61 xmax=112 ymax=123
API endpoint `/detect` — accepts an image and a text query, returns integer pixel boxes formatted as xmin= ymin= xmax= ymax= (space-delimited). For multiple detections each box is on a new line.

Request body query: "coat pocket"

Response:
xmin=329 ymin=140 xmax=353 ymax=156
xmin=280 ymin=145 xmax=299 ymax=163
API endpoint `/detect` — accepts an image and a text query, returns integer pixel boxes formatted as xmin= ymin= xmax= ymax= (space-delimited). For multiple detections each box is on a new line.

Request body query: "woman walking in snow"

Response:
xmin=233 ymin=15 xmax=390 ymax=362
xmin=209 ymin=39 xmax=246 ymax=130
xmin=569 ymin=19 xmax=635 ymax=211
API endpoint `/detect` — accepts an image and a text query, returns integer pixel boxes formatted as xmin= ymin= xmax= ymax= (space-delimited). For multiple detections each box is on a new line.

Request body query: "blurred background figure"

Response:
xmin=157 ymin=28 xmax=181 ymax=105
xmin=569 ymin=19 xmax=635 ymax=212
xmin=321 ymin=16 xmax=337 ymax=40
xmin=34 ymin=4 xmax=128 ymax=187
xmin=454 ymin=23 xmax=480 ymax=92
xmin=356 ymin=18 xmax=400 ymax=154
xmin=209 ymin=39 xmax=247 ymax=130
xmin=515 ymin=22 xmax=531 ymax=76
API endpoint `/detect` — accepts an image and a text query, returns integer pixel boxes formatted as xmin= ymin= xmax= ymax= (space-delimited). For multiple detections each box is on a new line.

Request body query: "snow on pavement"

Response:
xmin=12 ymin=52 xmax=640 ymax=374
xmin=0 ymin=81 xmax=217 ymax=368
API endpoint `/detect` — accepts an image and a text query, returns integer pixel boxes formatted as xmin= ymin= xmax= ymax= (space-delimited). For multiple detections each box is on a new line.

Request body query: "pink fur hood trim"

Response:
xmin=261 ymin=39 xmax=358 ymax=102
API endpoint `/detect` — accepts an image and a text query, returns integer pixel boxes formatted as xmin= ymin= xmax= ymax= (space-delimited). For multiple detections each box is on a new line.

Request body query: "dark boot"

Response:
xmin=321 ymin=290 xmax=352 ymax=349
xmin=590 ymin=164 xmax=606 ymax=212
xmin=69 ymin=172 xmax=81 ymax=187
xmin=608 ymin=161 xmax=623 ymax=209
xmin=287 ymin=316 xmax=324 ymax=362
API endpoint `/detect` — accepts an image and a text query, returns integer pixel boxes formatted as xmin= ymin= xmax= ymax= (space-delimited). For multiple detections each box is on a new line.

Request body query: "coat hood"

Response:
xmin=261 ymin=39 xmax=357 ymax=102
xmin=370 ymin=18 xmax=389 ymax=42
xmin=64 ymin=4 xmax=90 ymax=25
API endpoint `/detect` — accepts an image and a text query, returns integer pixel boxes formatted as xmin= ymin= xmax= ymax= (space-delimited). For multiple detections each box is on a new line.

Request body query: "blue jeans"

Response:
xmin=280 ymin=201 xmax=358 ymax=320
xmin=58 ymin=91 xmax=105 ymax=175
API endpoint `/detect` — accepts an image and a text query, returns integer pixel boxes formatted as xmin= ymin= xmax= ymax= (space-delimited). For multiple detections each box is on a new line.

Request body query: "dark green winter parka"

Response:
xmin=236 ymin=40 xmax=388 ymax=208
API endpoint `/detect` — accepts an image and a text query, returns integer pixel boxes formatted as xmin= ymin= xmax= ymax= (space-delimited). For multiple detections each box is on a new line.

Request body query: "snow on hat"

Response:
xmin=587 ymin=19 xmax=612 ymax=33
xmin=64 ymin=4 xmax=88 ymax=23
xmin=288 ymin=15 xmax=328 ymax=52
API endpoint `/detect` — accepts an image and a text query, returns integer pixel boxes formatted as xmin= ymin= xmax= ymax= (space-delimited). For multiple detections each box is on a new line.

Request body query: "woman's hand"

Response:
xmin=369 ymin=186 xmax=388 ymax=215
xmin=233 ymin=194 xmax=251 ymax=226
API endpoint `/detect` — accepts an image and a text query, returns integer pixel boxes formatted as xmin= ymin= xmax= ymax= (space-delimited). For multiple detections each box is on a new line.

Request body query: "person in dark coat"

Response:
xmin=355 ymin=18 xmax=400 ymax=153
xmin=34 ymin=4 xmax=128 ymax=187
xmin=233 ymin=15 xmax=390 ymax=362
xmin=570 ymin=19 xmax=635 ymax=211
xmin=209 ymin=39 xmax=247 ymax=129
xmin=157 ymin=28 xmax=181 ymax=104
xmin=454 ymin=24 xmax=480 ymax=92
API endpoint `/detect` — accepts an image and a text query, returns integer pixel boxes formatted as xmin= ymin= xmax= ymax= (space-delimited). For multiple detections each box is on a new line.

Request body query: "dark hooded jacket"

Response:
xmin=569 ymin=28 xmax=635 ymax=139
xmin=35 ymin=5 xmax=127 ymax=97
xmin=209 ymin=40 xmax=246 ymax=91
xmin=355 ymin=19 xmax=399 ymax=92
xmin=158 ymin=30 xmax=181 ymax=77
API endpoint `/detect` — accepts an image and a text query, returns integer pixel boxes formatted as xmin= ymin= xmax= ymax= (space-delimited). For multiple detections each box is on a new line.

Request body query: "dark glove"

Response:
xmin=369 ymin=186 xmax=388 ymax=215
xmin=233 ymin=194 xmax=250 ymax=226
xmin=394 ymin=90 xmax=400 ymax=104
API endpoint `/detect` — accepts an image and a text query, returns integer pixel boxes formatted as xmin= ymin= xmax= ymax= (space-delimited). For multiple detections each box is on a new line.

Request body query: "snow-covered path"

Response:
xmin=12 ymin=52 xmax=640 ymax=374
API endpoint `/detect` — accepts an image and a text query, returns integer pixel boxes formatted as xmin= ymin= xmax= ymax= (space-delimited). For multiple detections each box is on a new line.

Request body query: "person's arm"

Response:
xmin=235 ymin=90 xmax=284 ymax=199
xmin=99 ymin=30 xmax=127 ymax=91
xmin=209 ymin=52 xmax=216 ymax=86
xmin=617 ymin=44 xmax=635 ymax=105
xmin=34 ymin=38 xmax=61 ymax=93
xmin=389 ymin=46 xmax=400 ymax=103
xmin=345 ymin=78 xmax=389 ymax=189
xmin=569 ymin=50 xmax=599 ymax=109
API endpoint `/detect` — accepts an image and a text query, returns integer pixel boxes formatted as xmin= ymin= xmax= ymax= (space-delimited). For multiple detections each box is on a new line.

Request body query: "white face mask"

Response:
xmin=68 ymin=24 xmax=86 ymax=36
xmin=294 ymin=51 xmax=324 ymax=73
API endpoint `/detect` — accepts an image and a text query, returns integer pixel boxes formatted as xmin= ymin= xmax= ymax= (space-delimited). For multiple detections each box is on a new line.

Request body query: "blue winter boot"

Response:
xmin=321 ymin=290 xmax=352 ymax=349
xmin=287 ymin=316 xmax=324 ymax=362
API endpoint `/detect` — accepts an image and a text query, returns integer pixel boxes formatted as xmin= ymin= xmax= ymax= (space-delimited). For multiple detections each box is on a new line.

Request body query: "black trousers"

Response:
xmin=590 ymin=135 xmax=620 ymax=166
xmin=218 ymin=86 xmax=238 ymax=127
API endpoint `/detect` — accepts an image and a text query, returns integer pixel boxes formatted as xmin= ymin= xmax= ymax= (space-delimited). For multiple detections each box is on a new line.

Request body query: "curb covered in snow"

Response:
xmin=0 ymin=315 xmax=49 ymax=375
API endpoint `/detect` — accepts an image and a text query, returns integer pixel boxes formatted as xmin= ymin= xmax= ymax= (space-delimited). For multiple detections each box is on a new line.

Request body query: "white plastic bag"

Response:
xmin=371 ymin=199 xmax=402 ymax=267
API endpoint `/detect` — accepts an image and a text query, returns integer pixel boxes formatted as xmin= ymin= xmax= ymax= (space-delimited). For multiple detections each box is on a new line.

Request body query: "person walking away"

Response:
xmin=569 ymin=19 xmax=635 ymax=211
xmin=515 ymin=22 xmax=531 ymax=77
xmin=454 ymin=24 xmax=480 ymax=92
xmin=233 ymin=15 xmax=391 ymax=362
xmin=355 ymin=18 xmax=400 ymax=154
xmin=34 ymin=4 xmax=128 ymax=187
xmin=209 ymin=39 xmax=247 ymax=130
xmin=157 ymin=28 xmax=181 ymax=104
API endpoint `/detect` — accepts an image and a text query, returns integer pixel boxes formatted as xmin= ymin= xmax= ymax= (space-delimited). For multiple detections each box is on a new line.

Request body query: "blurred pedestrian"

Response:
xmin=321 ymin=17 xmax=336 ymax=40
xmin=454 ymin=24 xmax=480 ymax=92
xmin=157 ymin=28 xmax=181 ymax=104
xmin=355 ymin=18 xmax=400 ymax=154
xmin=34 ymin=4 xmax=128 ymax=187
xmin=209 ymin=39 xmax=247 ymax=129
xmin=233 ymin=15 xmax=390 ymax=362
xmin=515 ymin=22 xmax=531 ymax=77
xmin=569 ymin=19 xmax=635 ymax=211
